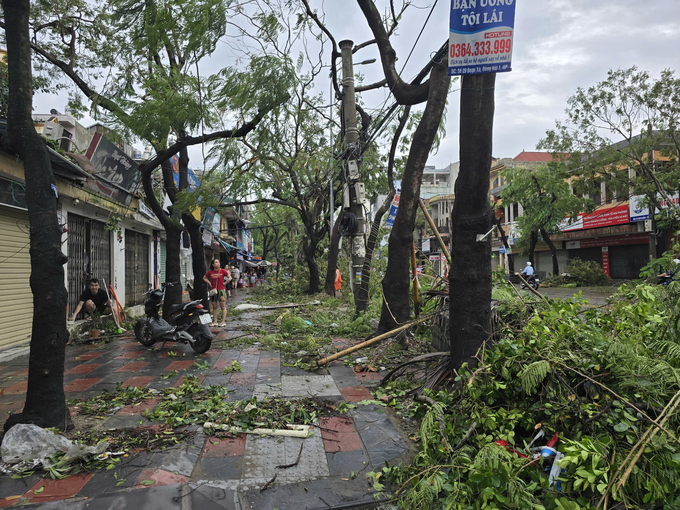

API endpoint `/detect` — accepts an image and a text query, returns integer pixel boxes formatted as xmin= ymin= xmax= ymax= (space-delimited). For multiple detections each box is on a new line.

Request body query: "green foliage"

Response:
xmin=539 ymin=67 xmax=680 ymax=229
xmin=384 ymin=284 xmax=680 ymax=508
xmin=501 ymin=164 xmax=594 ymax=259
xmin=545 ymin=259 xmax=610 ymax=287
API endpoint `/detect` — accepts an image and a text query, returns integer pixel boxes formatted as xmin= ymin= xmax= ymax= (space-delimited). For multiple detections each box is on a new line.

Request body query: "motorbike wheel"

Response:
xmin=190 ymin=335 xmax=212 ymax=353
xmin=519 ymin=282 xmax=527 ymax=290
xmin=134 ymin=321 xmax=156 ymax=347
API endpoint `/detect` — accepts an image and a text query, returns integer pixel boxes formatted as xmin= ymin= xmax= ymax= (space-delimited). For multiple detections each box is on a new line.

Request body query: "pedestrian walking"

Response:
xmin=334 ymin=265 xmax=342 ymax=297
xmin=204 ymin=259 xmax=230 ymax=326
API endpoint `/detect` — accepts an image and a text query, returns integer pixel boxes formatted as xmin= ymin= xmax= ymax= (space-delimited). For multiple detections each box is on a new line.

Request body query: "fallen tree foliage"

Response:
xmin=379 ymin=281 xmax=680 ymax=509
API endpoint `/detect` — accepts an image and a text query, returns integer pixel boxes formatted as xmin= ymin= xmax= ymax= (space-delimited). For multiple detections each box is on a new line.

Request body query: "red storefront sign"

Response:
xmin=576 ymin=232 xmax=649 ymax=249
xmin=560 ymin=204 xmax=630 ymax=232
xmin=601 ymin=247 xmax=610 ymax=276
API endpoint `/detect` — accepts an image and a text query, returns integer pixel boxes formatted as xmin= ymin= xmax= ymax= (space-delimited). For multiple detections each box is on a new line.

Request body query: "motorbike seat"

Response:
xmin=167 ymin=303 xmax=187 ymax=315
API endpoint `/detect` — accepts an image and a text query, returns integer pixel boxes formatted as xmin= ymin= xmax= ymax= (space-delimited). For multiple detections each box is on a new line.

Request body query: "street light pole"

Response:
xmin=339 ymin=39 xmax=366 ymax=300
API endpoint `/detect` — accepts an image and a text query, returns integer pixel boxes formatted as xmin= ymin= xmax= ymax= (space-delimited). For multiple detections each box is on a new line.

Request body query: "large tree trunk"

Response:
xmin=184 ymin=214 xmax=207 ymax=306
xmin=304 ymin=240 xmax=320 ymax=294
xmin=177 ymin=145 xmax=207 ymax=308
xmin=378 ymin=61 xmax=450 ymax=332
xmin=3 ymin=0 xmax=71 ymax=431
xmin=163 ymin=226 xmax=183 ymax=314
xmin=324 ymin=217 xmax=342 ymax=296
xmin=540 ymin=228 xmax=560 ymax=276
xmin=356 ymin=104 xmax=409 ymax=314
xmin=140 ymin=160 xmax=183 ymax=316
xmin=355 ymin=191 xmax=393 ymax=313
xmin=449 ymin=73 xmax=496 ymax=372
xmin=528 ymin=230 xmax=538 ymax=266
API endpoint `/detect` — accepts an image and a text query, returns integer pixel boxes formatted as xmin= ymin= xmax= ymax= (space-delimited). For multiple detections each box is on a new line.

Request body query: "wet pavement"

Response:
xmin=0 ymin=291 xmax=408 ymax=509
xmin=540 ymin=286 xmax=617 ymax=307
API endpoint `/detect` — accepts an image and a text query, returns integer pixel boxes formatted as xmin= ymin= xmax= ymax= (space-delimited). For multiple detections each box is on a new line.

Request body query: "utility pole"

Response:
xmin=339 ymin=39 xmax=366 ymax=299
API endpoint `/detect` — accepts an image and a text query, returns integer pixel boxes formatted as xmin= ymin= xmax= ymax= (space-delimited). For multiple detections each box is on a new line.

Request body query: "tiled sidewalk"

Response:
xmin=0 ymin=312 xmax=408 ymax=509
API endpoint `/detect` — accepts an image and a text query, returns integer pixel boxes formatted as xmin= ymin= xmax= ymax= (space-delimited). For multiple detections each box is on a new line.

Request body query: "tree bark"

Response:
xmin=3 ymin=0 xmax=71 ymax=431
xmin=177 ymin=145 xmax=207 ymax=308
xmin=355 ymin=190 xmax=393 ymax=313
xmin=449 ymin=73 xmax=496 ymax=372
xmin=304 ymin=240 xmax=320 ymax=294
xmin=540 ymin=228 xmax=560 ymax=275
xmin=378 ymin=61 xmax=450 ymax=332
xmin=139 ymin=160 xmax=183 ymax=316
xmin=356 ymin=104 xmax=409 ymax=314
xmin=528 ymin=230 xmax=538 ymax=266
xmin=324 ymin=216 xmax=342 ymax=296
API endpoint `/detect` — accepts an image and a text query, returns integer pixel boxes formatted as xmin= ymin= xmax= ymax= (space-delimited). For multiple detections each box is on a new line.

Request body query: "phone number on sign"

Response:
xmin=450 ymin=39 xmax=512 ymax=58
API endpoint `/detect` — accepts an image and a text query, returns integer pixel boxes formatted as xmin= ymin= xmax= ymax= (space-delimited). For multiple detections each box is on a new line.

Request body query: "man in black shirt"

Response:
xmin=70 ymin=278 xmax=111 ymax=320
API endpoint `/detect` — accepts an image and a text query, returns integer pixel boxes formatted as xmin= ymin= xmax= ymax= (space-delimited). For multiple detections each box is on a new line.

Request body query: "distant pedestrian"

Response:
xmin=334 ymin=265 xmax=342 ymax=297
xmin=231 ymin=265 xmax=240 ymax=294
xmin=70 ymin=278 xmax=111 ymax=320
xmin=204 ymin=259 xmax=229 ymax=326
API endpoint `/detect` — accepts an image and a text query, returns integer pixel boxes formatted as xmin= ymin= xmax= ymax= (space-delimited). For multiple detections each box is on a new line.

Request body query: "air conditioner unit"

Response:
xmin=42 ymin=122 xmax=64 ymax=141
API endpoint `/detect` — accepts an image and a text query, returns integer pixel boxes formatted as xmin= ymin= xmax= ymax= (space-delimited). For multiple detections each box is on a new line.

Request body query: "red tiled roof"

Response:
xmin=513 ymin=151 xmax=555 ymax=162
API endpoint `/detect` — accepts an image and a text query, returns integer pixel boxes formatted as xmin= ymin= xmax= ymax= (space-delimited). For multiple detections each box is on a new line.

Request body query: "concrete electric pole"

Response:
xmin=339 ymin=39 xmax=367 ymax=299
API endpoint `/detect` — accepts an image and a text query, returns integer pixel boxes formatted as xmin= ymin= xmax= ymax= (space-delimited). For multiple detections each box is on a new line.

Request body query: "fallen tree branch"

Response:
xmin=454 ymin=421 xmax=478 ymax=451
xmin=260 ymin=473 xmax=277 ymax=492
xmin=276 ymin=443 xmax=304 ymax=469
xmin=551 ymin=359 xmax=680 ymax=445
xmin=317 ymin=314 xmax=433 ymax=366
xmin=515 ymin=273 xmax=547 ymax=302
xmin=415 ymin=395 xmax=452 ymax=452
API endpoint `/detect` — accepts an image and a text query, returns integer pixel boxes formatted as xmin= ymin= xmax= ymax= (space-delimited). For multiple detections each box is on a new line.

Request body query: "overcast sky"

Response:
xmin=33 ymin=0 xmax=680 ymax=170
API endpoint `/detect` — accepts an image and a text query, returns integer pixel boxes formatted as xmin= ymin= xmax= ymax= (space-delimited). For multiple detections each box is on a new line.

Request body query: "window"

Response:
xmin=512 ymin=203 xmax=520 ymax=220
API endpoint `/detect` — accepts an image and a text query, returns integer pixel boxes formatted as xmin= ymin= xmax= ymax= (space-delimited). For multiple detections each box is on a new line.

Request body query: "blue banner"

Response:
xmin=384 ymin=191 xmax=401 ymax=229
xmin=449 ymin=0 xmax=517 ymax=76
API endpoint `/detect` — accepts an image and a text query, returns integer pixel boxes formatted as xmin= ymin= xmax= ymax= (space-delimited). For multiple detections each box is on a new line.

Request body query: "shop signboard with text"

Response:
xmin=628 ymin=192 xmax=680 ymax=222
xmin=449 ymin=0 xmax=516 ymax=76
xmin=559 ymin=204 xmax=630 ymax=232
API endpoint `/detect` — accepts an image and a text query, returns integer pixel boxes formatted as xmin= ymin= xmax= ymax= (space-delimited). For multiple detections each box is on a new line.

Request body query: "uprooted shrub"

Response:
xmin=380 ymin=282 xmax=680 ymax=509
xmin=544 ymin=258 xmax=610 ymax=287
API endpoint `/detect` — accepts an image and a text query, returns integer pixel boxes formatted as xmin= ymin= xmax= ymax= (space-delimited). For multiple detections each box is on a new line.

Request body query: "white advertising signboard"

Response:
xmin=449 ymin=0 xmax=517 ymax=76
xmin=629 ymin=192 xmax=680 ymax=222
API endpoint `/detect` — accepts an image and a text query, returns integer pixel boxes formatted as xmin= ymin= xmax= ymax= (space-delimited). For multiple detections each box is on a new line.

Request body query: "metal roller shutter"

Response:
xmin=0 ymin=206 xmax=33 ymax=349
xmin=160 ymin=240 xmax=166 ymax=284
xmin=610 ymin=244 xmax=649 ymax=279
xmin=125 ymin=230 xmax=150 ymax=306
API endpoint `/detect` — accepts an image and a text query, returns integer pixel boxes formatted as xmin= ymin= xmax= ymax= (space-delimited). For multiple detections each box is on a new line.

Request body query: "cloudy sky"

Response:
xmin=33 ymin=0 xmax=680 ymax=170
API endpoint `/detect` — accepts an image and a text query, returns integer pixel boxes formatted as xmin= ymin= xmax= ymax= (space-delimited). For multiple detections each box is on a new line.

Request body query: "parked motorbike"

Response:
xmin=520 ymin=273 xmax=540 ymax=291
xmin=134 ymin=283 xmax=213 ymax=353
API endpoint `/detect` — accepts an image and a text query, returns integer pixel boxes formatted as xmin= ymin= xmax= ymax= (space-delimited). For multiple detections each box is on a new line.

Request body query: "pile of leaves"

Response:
xmin=74 ymin=375 xmax=353 ymax=433
xmin=379 ymin=281 xmax=680 ymax=509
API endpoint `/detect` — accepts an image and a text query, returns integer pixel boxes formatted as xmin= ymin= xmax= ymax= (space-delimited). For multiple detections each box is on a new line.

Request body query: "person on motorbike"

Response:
xmin=657 ymin=258 xmax=680 ymax=279
xmin=520 ymin=261 xmax=537 ymax=286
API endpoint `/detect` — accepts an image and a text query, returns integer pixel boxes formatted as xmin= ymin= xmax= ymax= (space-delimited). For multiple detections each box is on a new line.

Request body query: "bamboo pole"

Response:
xmin=317 ymin=315 xmax=433 ymax=366
xmin=418 ymin=198 xmax=451 ymax=264
xmin=411 ymin=241 xmax=420 ymax=317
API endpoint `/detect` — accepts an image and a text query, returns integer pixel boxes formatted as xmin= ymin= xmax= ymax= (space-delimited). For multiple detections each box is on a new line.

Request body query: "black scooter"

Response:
xmin=519 ymin=273 xmax=540 ymax=290
xmin=134 ymin=283 xmax=213 ymax=353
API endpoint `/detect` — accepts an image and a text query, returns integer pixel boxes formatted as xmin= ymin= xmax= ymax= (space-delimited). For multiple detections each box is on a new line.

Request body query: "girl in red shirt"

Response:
xmin=203 ymin=259 xmax=231 ymax=326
